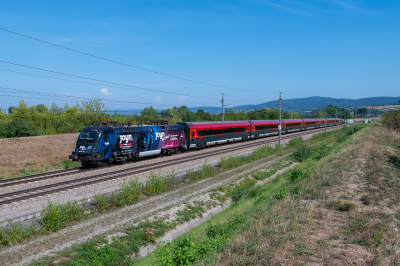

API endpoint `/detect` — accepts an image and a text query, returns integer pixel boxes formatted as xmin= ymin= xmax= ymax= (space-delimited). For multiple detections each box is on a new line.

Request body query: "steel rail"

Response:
xmin=0 ymin=125 xmax=342 ymax=205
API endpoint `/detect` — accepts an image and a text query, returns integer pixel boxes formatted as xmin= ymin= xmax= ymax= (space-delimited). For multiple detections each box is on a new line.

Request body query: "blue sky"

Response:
xmin=0 ymin=0 xmax=399 ymax=111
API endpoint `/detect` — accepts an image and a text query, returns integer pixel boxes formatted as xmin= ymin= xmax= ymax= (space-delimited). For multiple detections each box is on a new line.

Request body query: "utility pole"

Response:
xmin=325 ymin=99 xmax=327 ymax=132
xmin=279 ymin=91 xmax=282 ymax=146
xmin=355 ymin=107 xmax=357 ymax=124
xmin=343 ymin=107 xmax=346 ymax=127
xmin=290 ymin=100 xmax=292 ymax=119
xmin=319 ymin=105 xmax=321 ymax=118
xmin=336 ymin=107 xmax=337 ymax=118
xmin=221 ymin=93 xmax=225 ymax=121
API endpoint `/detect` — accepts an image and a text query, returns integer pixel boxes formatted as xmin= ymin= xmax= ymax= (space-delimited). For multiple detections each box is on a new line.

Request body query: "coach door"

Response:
xmin=190 ymin=129 xmax=196 ymax=141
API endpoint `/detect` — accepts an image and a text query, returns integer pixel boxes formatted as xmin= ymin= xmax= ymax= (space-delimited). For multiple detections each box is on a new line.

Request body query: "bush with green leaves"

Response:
xmin=143 ymin=171 xmax=175 ymax=196
xmin=292 ymin=143 xmax=312 ymax=162
xmin=230 ymin=178 xmax=257 ymax=202
xmin=0 ymin=119 xmax=37 ymax=138
xmin=41 ymin=201 xmax=62 ymax=231
xmin=93 ymin=192 xmax=110 ymax=213
xmin=0 ymin=221 xmax=37 ymax=246
xmin=288 ymin=137 xmax=304 ymax=147
xmin=119 ymin=178 xmax=141 ymax=204
xmin=288 ymin=167 xmax=305 ymax=182
xmin=41 ymin=199 xmax=86 ymax=231
xmin=186 ymin=161 xmax=214 ymax=179
xmin=274 ymin=187 xmax=290 ymax=199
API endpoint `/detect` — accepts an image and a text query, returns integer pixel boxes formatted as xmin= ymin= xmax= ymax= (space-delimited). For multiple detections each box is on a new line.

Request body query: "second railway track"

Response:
xmin=0 ymin=126 xmax=342 ymax=206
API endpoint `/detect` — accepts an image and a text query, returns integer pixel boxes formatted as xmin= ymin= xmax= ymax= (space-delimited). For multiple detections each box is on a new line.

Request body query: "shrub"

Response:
xmin=383 ymin=111 xmax=400 ymax=129
xmin=197 ymin=161 xmax=214 ymax=178
xmin=58 ymin=200 xmax=82 ymax=222
xmin=274 ymin=187 xmax=290 ymax=199
xmin=292 ymin=143 xmax=312 ymax=162
xmin=288 ymin=167 xmax=305 ymax=182
xmin=143 ymin=172 xmax=175 ymax=196
xmin=230 ymin=178 xmax=256 ymax=202
xmin=0 ymin=221 xmax=37 ymax=246
xmin=41 ymin=201 xmax=61 ymax=231
xmin=0 ymin=119 xmax=37 ymax=138
xmin=111 ymin=190 xmax=126 ymax=207
xmin=119 ymin=178 xmax=141 ymax=204
xmin=337 ymin=201 xmax=356 ymax=211
xmin=288 ymin=137 xmax=304 ymax=147
xmin=93 ymin=192 xmax=110 ymax=213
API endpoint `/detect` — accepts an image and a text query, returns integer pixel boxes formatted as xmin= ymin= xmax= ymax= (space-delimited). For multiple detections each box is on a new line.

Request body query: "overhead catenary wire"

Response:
xmin=0 ymin=61 xmax=266 ymax=104
xmin=0 ymin=86 xmax=168 ymax=107
xmin=0 ymin=68 xmax=262 ymax=104
xmin=0 ymin=27 xmax=277 ymax=94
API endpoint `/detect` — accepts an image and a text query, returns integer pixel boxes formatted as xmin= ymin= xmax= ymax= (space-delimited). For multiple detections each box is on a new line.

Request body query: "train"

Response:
xmin=69 ymin=118 xmax=341 ymax=166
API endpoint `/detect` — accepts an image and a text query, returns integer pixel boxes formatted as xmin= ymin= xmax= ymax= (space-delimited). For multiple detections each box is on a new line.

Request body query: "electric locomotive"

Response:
xmin=69 ymin=123 xmax=186 ymax=166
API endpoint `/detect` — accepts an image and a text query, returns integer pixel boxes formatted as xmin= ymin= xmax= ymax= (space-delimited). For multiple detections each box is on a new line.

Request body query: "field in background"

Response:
xmin=0 ymin=133 xmax=79 ymax=178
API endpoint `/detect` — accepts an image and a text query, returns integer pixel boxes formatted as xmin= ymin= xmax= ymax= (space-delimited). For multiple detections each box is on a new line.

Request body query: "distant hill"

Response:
xmin=194 ymin=96 xmax=400 ymax=113
xmin=111 ymin=96 xmax=400 ymax=115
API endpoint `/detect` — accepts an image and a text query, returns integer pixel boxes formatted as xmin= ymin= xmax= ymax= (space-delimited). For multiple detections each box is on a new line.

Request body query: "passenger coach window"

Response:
xmin=103 ymin=134 xmax=108 ymax=141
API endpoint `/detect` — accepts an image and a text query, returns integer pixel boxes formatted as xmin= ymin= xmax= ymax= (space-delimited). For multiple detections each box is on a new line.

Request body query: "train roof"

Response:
xmin=180 ymin=120 xmax=249 ymax=126
xmin=179 ymin=121 xmax=250 ymax=130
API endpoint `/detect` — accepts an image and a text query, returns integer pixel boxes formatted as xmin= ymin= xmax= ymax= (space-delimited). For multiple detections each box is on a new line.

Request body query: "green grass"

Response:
xmin=22 ymin=126 xmax=349 ymax=264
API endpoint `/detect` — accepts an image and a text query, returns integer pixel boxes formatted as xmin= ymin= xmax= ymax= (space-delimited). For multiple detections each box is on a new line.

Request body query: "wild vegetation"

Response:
xmin=2 ymin=125 xmax=374 ymax=266
xmin=383 ymin=109 xmax=400 ymax=130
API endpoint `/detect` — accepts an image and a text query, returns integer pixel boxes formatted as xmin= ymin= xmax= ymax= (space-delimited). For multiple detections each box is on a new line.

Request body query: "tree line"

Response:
xmin=0 ymin=99 xmax=346 ymax=138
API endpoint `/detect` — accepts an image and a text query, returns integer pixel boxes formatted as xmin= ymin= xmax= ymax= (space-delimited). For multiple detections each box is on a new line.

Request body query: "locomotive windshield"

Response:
xmin=77 ymin=131 xmax=99 ymax=144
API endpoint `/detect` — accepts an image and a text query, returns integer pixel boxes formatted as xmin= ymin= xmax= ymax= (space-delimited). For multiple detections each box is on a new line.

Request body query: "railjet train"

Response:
xmin=69 ymin=118 xmax=341 ymax=166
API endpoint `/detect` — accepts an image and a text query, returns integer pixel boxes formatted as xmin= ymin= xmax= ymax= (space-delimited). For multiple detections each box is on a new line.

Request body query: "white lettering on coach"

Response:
xmin=119 ymin=135 xmax=132 ymax=143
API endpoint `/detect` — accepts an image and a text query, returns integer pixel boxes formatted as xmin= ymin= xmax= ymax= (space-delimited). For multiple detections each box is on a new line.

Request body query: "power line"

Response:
xmin=0 ymin=61 xmax=265 ymax=104
xmin=0 ymin=27 xmax=276 ymax=94
xmin=0 ymin=86 xmax=168 ymax=107
xmin=0 ymin=68 xmax=249 ymax=97
xmin=0 ymin=60 xmax=219 ymax=101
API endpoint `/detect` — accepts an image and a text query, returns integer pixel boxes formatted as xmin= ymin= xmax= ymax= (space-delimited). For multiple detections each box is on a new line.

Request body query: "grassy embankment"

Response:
xmin=0 ymin=127 xmax=349 ymax=265
xmin=140 ymin=122 xmax=400 ymax=265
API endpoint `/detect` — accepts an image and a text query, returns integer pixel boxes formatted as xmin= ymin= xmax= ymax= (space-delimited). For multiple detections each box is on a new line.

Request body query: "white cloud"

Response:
xmin=155 ymin=96 xmax=163 ymax=103
xmin=177 ymin=95 xmax=187 ymax=104
xmin=101 ymin=88 xmax=111 ymax=96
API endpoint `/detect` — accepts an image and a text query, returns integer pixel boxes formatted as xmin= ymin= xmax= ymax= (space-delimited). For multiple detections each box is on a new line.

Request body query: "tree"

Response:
xmin=196 ymin=109 xmax=212 ymax=121
xmin=165 ymin=107 xmax=183 ymax=124
xmin=140 ymin=106 xmax=160 ymax=123
xmin=327 ymin=104 xmax=337 ymax=118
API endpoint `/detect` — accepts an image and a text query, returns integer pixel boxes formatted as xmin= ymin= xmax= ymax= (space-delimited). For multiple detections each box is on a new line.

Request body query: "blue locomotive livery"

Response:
xmin=70 ymin=118 xmax=341 ymax=166
xmin=69 ymin=124 xmax=186 ymax=166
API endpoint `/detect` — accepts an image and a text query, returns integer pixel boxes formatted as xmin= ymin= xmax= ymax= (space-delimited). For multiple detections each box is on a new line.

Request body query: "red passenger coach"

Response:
xmin=303 ymin=119 xmax=318 ymax=129
xmin=250 ymin=120 xmax=279 ymax=138
xmin=178 ymin=121 xmax=251 ymax=149
xmin=282 ymin=119 xmax=304 ymax=133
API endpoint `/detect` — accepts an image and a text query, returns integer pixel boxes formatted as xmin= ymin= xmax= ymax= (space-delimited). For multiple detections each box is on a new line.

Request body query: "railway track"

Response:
xmin=0 ymin=126 xmax=342 ymax=206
